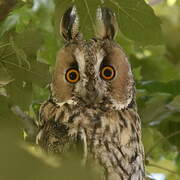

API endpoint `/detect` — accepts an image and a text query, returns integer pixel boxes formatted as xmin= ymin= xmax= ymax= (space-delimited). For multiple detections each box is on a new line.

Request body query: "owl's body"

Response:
xmin=37 ymin=7 xmax=145 ymax=180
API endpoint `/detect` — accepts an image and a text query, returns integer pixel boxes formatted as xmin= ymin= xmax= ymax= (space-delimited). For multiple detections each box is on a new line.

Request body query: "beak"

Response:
xmin=82 ymin=79 xmax=100 ymax=105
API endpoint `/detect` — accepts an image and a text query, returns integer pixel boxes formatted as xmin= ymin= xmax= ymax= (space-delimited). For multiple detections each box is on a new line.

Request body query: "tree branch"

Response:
xmin=148 ymin=163 xmax=180 ymax=177
xmin=0 ymin=0 xmax=17 ymax=21
xmin=11 ymin=105 xmax=38 ymax=142
xmin=146 ymin=130 xmax=180 ymax=157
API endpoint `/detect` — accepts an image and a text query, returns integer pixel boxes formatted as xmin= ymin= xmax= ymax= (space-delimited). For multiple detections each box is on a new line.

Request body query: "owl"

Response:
xmin=37 ymin=6 xmax=145 ymax=180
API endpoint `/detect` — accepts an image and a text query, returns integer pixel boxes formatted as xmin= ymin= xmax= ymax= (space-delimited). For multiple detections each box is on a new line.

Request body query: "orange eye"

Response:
xmin=100 ymin=66 xmax=115 ymax=80
xmin=65 ymin=68 xmax=80 ymax=83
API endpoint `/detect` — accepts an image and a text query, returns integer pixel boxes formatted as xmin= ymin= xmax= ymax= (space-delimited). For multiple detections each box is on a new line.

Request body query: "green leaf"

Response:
xmin=139 ymin=93 xmax=172 ymax=124
xmin=0 ymin=6 xmax=33 ymax=36
xmin=133 ymin=66 xmax=142 ymax=81
xmin=76 ymin=0 xmax=101 ymax=39
xmin=0 ymin=95 xmax=10 ymax=117
xmin=166 ymin=95 xmax=180 ymax=114
xmin=6 ymin=59 xmax=51 ymax=87
xmin=0 ymin=95 xmax=18 ymax=126
xmin=176 ymin=153 xmax=180 ymax=173
xmin=0 ymin=64 xmax=12 ymax=87
xmin=104 ymin=0 xmax=163 ymax=45
xmin=132 ymin=52 xmax=179 ymax=82
xmin=15 ymin=6 xmax=33 ymax=33
xmin=0 ymin=13 xmax=19 ymax=36
xmin=37 ymin=31 xmax=59 ymax=65
xmin=0 ymin=37 xmax=50 ymax=87
xmin=137 ymin=80 xmax=180 ymax=95
xmin=14 ymin=29 xmax=43 ymax=58
xmin=6 ymin=81 xmax=33 ymax=110
xmin=157 ymin=119 xmax=180 ymax=149
xmin=142 ymin=127 xmax=165 ymax=160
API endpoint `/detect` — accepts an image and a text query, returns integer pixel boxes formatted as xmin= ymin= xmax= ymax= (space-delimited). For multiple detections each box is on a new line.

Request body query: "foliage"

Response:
xmin=0 ymin=0 xmax=180 ymax=179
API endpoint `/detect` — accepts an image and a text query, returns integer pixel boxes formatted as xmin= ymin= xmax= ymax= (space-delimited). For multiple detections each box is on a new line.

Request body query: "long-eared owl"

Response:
xmin=37 ymin=6 xmax=145 ymax=180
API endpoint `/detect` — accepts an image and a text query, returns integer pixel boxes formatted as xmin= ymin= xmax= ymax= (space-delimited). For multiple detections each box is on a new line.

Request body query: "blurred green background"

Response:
xmin=0 ymin=0 xmax=180 ymax=180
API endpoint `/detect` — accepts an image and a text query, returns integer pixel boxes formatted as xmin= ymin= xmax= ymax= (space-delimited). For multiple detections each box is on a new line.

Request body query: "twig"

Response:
xmin=1 ymin=52 xmax=15 ymax=60
xmin=11 ymin=106 xmax=38 ymax=142
xmin=146 ymin=130 xmax=180 ymax=157
xmin=0 ymin=0 xmax=17 ymax=21
xmin=148 ymin=163 xmax=180 ymax=176
xmin=0 ymin=43 xmax=10 ymax=48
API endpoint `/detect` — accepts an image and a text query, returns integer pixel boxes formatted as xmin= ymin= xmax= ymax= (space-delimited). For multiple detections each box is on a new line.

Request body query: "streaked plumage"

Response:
xmin=37 ymin=7 xmax=145 ymax=180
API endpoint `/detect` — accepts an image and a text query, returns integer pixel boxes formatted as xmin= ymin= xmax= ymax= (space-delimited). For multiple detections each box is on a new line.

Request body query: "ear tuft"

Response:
xmin=96 ymin=7 xmax=118 ymax=40
xmin=60 ymin=6 xmax=80 ymax=41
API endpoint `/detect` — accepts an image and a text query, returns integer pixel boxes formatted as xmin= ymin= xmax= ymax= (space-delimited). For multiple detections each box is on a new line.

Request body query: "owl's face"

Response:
xmin=51 ymin=7 xmax=134 ymax=110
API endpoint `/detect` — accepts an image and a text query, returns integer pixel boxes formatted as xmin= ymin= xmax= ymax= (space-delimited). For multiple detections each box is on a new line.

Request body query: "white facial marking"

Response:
xmin=95 ymin=48 xmax=105 ymax=76
xmin=56 ymin=99 xmax=77 ymax=107
xmin=74 ymin=48 xmax=85 ymax=74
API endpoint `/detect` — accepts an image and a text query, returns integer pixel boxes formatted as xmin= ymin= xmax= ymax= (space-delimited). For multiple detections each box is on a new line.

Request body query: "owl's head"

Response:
xmin=52 ymin=7 xmax=135 ymax=110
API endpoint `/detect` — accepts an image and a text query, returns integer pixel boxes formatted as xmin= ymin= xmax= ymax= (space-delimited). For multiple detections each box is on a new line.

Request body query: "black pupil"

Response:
xmin=69 ymin=71 xmax=77 ymax=80
xmin=104 ymin=68 xmax=112 ymax=77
